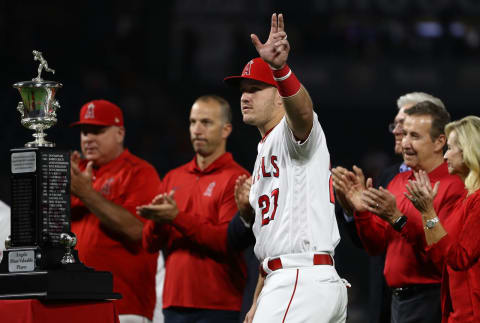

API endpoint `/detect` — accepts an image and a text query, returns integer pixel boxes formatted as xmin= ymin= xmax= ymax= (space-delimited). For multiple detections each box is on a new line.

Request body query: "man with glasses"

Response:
xmin=336 ymin=92 xmax=446 ymax=323
xmin=334 ymin=100 xmax=465 ymax=323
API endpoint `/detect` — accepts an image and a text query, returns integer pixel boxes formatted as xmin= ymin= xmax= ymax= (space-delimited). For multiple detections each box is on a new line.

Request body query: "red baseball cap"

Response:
xmin=224 ymin=57 xmax=277 ymax=88
xmin=70 ymin=100 xmax=124 ymax=127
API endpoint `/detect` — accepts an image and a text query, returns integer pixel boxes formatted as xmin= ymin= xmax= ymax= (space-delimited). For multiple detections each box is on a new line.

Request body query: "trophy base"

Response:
xmin=0 ymin=246 xmax=121 ymax=300
xmin=0 ymin=267 xmax=121 ymax=300
xmin=25 ymin=140 xmax=55 ymax=148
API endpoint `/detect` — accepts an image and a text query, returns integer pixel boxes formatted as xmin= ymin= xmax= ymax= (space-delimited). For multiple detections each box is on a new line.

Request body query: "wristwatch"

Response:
xmin=392 ymin=215 xmax=408 ymax=232
xmin=425 ymin=217 xmax=440 ymax=230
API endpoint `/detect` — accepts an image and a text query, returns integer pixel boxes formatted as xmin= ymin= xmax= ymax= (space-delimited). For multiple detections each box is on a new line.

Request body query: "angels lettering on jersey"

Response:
xmin=252 ymin=156 xmax=280 ymax=184
xmin=252 ymin=154 xmax=281 ymax=227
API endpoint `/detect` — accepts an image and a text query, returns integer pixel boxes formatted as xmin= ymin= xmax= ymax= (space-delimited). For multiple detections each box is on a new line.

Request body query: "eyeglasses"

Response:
xmin=388 ymin=121 xmax=403 ymax=133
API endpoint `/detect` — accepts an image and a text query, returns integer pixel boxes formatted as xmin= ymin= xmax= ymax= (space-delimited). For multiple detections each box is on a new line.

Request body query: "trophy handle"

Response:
xmin=53 ymin=100 xmax=60 ymax=111
xmin=16 ymin=102 xmax=24 ymax=118
xmin=51 ymin=100 xmax=60 ymax=117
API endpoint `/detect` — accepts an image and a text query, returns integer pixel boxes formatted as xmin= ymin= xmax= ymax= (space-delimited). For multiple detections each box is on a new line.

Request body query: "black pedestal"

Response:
xmin=0 ymin=147 xmax=121 ymax=300
xmin=0 ymin=263 xmax=121 ymax=300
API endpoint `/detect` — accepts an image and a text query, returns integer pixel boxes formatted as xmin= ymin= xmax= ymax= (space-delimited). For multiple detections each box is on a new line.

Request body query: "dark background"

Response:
xmin=1 ymin=1 xmax=479 ymax=321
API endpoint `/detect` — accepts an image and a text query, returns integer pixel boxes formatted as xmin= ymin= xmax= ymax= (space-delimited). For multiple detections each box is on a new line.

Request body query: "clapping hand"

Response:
xmin=405 ymin=170 xmax=439 ymax=213
xmin=362 ymin=186 xmax=402 ymax=224
xmin=235 ymin=175 xmax=254 ymax=224
xmin=137 ymin=190 xmax=179 ymax=223
xmin=70 ymin=150 xmax=94 ymax=198
xmin=332 ymin=165 xmax=372 ymax=213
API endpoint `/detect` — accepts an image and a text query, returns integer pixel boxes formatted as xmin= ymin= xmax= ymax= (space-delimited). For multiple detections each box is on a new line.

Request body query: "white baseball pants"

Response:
xmin=253 ymin=259 xmax=348 ymax=322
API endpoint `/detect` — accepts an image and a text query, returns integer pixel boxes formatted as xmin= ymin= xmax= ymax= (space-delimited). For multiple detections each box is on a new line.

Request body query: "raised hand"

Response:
xmin=251 ymin=13 xmax=289 ymax=69
xmin=405 ymin=170 xmax=439 ymax=213
xmin=71 ymin=150 xmax=82 ymax=166
xmin=70 ymin=153 xmax=94 ymax=199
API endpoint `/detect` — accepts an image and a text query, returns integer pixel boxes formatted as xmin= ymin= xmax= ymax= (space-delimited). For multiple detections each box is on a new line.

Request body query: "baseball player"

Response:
xmin=224 ymin=13 xmax=348 ymax=323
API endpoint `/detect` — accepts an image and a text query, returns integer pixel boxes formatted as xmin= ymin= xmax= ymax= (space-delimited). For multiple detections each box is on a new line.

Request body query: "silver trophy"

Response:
xmin=13 ymin=50 xmax=62 ymax=147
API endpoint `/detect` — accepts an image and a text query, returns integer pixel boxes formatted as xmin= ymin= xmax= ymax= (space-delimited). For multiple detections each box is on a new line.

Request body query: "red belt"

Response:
xmin=260 ymin=254 xmax=333 ymax=277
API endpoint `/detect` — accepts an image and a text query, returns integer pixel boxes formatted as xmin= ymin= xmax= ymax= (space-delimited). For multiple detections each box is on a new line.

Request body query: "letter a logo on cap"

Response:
xmin=85 ymin=103 xmax=95 ymax=119
xmin=242 ymin=60 xmax=254 ymax=76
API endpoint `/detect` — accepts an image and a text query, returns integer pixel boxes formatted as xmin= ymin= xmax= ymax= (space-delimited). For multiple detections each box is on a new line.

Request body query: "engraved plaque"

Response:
xmin=8 ymin=250 xmax=35 ymax=272
xmin=39 ymin=150 xmax=70 ymax=245
xmin=11 ymin=152 xmax=36 ymax=173
xmin=10 ymin=148 xmax=70 ymax=248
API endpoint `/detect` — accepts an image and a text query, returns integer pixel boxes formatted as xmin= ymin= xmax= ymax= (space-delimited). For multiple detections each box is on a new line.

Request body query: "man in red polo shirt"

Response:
xmin=333 ymin=101 xmax=465 ymax=323
xmin=138 ymin=95 xmax=249 ymax=323
xmin=70 ymin=99 xmax=161 ymax=323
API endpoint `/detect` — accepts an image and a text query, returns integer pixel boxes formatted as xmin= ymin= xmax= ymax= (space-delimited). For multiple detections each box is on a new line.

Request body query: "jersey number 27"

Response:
xmin=258 ymin=188 xmax=279 ymax=226
xmin=258 ymin=176 xmax=334 ymax=227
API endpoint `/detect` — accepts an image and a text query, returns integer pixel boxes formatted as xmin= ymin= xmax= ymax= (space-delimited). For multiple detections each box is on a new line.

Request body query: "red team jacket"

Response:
xmin=143 ymin=152 xmax=249 ymax=311
xmin=71 ymin=149 xmax=161 ymax=319
xmin=354 ymin=162 xmax=465 ymax=288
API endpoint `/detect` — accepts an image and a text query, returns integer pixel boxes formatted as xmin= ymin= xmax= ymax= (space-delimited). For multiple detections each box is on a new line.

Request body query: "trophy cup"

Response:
xmin=14 ymin=50 xmax=61 ymax=148
xmin=0 ymin=51 xmax=121 ymax=300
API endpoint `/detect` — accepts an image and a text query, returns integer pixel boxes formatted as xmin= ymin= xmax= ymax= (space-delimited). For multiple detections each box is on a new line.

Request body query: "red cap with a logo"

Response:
xmin=224 ymin=57 xmax=277 ymax=88
xmin=70 ymin=100 xmax=124 ymax=127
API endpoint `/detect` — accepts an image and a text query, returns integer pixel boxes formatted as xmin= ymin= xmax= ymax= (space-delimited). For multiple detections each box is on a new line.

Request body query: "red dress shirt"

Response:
xmin=354 ymin=162 xmax=465 ymax=287
xmin=426 ymin=189 xmax=480 ymax=323
xmin=71 ymin=149 xmax=161 ymax=319
xmin=143 ymin=152 xmax=249 ymax=311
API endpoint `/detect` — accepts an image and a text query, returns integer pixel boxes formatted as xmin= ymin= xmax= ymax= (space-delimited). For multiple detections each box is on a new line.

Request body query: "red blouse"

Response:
xmin=427 ymin=189 xmax=480 ymax=323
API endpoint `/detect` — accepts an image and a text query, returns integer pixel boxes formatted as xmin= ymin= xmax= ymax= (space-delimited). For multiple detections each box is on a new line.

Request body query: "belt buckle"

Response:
xmin=393 ymin=286 xmax=414 ymax=300
xmin=392 ymin=287 xmax=406 ymax=298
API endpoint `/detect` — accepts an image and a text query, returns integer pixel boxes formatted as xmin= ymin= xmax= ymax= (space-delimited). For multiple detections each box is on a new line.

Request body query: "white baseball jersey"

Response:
xmin=250 ymin=112 xmax=340 ymax=261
